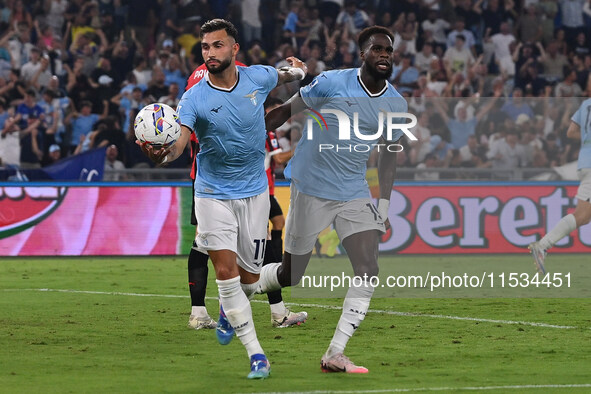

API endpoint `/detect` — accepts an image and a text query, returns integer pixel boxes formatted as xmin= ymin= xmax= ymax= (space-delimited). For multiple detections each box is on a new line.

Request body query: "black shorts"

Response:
xmin=269 ymin=194 xmax=283 ymax=219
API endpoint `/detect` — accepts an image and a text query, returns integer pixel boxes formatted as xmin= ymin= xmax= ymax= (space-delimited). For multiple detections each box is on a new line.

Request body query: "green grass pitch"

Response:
xmin=1 ymin=256 xmax=590 ymax=393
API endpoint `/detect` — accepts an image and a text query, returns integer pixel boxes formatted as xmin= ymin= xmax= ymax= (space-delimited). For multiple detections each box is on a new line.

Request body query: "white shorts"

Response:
xmin=284 ymin=187 xmax=385 ymax=255
xmin=576 ymin=168 xmax=591 ymax=202
xmin=194 ymin=189 xmax=270 ymax=274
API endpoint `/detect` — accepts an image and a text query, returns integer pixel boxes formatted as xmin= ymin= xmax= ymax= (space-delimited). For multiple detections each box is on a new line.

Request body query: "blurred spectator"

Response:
xmin=429 ymin=134 xmax=454 ymax=162
xmin=434 ymin=88 xmax=501 ymax=149
xmin=132 ymin=57 xmax=152 ymax=87
xmin=336 ymin=0 xmax=369 ymax=37
xmin=415 ymin=153 xmax=439 ymax=181
xmin=490 ymin=22 xmax=515 ymax=71
xmin=558 ymin=0 xmax=586 ymax=46
xmin=65 ymin=99 xmax=108 ymax=154
xmin=421 ymin=10 xmax=450 ymax=51
xmin=3 ymin=88 xmax=45 ymax=168
xmin=0 ymin=98 xmax=19 ymax=166
xmin=414 ymin=42 xmax=439 ymax=73
xmin=158 ymin=82 xmax=180 ymax=108
xmin=444 ymin=35 xmax=475 ymax=75
xmin=391 ymin=53 xmax=419 ymax=94
xmin=145 ymin=66 xmax=169 ymax=101
xmin=104 ymin=144 xmax=126 ymax=181
xmin=539 ymin=40 xmax=569 ymax=81
xmin=517 ymin=4 xmax=542 ymax=44
xmin=241 ymin=0 xmax=262 ymax=44
xmin=539 ymin=0 xmax=559 ymax=44
xmin=42 ymin=143 xmax=62 ymax=167
xmin=446 ymin=18 xmax=476 ymax=55
xmin=501 ymin=88 xmax=534 ymax=120
xmin=554 ymin=67 xmax=583 ymax=97
xmin=487 ymin=129 xmax=527 ymax=170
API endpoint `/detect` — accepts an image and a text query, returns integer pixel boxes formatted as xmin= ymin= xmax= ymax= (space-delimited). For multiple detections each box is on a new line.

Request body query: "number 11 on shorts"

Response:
xmin=253 ymin=239 xmax=266 ymax=260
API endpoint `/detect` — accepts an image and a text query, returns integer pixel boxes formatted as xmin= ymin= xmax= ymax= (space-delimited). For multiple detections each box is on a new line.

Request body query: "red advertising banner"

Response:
xmin=0 ymin=186 xmax=180 ymax=256
xmin=2 ymin=184 xmax=589 ymax=256
xmin=379 ymin=184 xmax=591 ymax=254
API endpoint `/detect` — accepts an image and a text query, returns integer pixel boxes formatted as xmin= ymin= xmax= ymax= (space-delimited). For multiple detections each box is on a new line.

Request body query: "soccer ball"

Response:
xmin=134 ymin=103 xmax=181 ymax=149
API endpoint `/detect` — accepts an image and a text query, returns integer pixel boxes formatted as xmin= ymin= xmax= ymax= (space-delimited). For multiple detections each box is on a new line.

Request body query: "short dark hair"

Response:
xmin=358 ymin=26 xmax=395 ymax=50
xmin=201 ymin=19 xmax=238 ymax=42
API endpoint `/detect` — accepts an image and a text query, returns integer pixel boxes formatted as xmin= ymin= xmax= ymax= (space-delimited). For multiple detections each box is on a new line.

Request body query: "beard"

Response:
xmin=205 ymin=57 xmax=232 ymax=74
xmin=366 ymin=61 xmax=393 ymax=81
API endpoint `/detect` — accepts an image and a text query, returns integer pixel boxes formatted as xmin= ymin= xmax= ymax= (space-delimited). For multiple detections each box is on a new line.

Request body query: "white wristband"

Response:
xmin=292 ymin=67 xmax=306 ymax=80
xmin=161 ymin=155 xmax=168 ymax=164
xmin=377 ymin=198 xmax=390 ymax=222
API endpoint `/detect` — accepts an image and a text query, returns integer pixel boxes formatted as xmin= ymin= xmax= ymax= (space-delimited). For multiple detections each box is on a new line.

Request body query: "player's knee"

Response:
xmin=271 ymin=215 xmax=285 ymax=230
xmin=215 ymin=266 xmax=239 ymax=280
xmin=354 ymin=262 xmax=379 ymax=278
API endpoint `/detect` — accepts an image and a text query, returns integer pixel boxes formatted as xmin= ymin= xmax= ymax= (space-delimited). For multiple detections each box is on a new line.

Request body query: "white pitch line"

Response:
xmin=246 ymin=384 xmax=591 ymax=394
xmin=2 ymin=288 xmax=585 ymax=330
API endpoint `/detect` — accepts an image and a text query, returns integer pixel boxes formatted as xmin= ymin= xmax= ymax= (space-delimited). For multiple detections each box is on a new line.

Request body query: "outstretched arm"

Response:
xmin=136 ymin=125 xmax=192 ymax=165
xmin=265 ymin=92 xmax=308 ymax=132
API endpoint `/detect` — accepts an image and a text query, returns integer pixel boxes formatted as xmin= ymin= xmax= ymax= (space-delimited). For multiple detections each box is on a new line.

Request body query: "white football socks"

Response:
xmin=191 ymin=306 xmax=209 ymax=318
xmin=256 ymin=262 xmax=282 ymax=294
xmin=539 ymin=214 xmax=577 ymax=250
xmin=216 ymin=276 xmax=264 ymax=357
xmin=240 ymin=281 xmax=259 ymax=300
xmin=325 ymin=280 xmax=374 ymax=358
xmin=269 ymin=301 xmax=287 ymax=317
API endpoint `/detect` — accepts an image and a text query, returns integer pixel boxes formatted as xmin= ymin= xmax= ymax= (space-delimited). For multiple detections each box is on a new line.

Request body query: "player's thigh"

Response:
xmin=193 ymin=197 xmax=238 ymax=253
xmin=333 ymin=198 xmax=385 ymax=242
xmin=235 ymin=190 xmax=271 ymax=274
xmin=284 ymin=187 xmax=339 ymax=255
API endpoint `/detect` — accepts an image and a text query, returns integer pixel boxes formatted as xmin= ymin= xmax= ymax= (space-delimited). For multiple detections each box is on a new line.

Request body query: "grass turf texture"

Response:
xmin=1 ymin=256 xmax=590 ymax=394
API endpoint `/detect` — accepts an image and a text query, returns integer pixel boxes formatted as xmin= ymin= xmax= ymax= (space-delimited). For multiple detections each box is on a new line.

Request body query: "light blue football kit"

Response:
xmin=178 ymin=65 xmax=278 ymax=199
xmin=286 ymin=68 xmax=408 ymax=201
xmin=177 ymin=65 xmax=277 ymax=271
xmin=284 ymin=68 xmax=408 ymax=255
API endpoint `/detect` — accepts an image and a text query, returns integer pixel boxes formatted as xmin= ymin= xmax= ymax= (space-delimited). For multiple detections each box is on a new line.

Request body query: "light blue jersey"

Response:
xmin=286 ymin=68 xmax=408 ymax=201
xmin=571 ymin=98 xmax=591 ymax=170
xmin=178 ymin=65 xmax=278 ymax=199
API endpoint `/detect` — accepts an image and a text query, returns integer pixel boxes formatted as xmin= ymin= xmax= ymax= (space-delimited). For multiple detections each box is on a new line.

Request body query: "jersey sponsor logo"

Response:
xmin=244 ymin=90 xmax=258 ymax=106
xmin=210 ymin=105 xmax=223 ymax=113
xmin=0 ymin=187 xmax=67 ymax=239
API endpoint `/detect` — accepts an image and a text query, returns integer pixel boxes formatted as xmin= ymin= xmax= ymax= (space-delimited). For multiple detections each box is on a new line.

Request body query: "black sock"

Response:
xmin=263 ymin=239 xmax=283 ymax=305
xmin=188 ymin=247 xmax=209 ymax=307
xmin=271 ymin=230 xmax=283 ymax=260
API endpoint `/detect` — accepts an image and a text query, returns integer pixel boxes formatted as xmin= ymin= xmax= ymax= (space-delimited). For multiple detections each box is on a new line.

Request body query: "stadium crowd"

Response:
xmin=0 ymin=0 xmax=589 ymax=180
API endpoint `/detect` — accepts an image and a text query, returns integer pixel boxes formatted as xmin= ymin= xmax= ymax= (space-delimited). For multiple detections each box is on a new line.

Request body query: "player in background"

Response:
xmin=186 ymin=67 xmax=306 ymax=330
xmin=257 ymin=26 xmax=407 ymax=373
xmin=263 ymin=97 xmax=307 ymax=327
xmin=138 ymin=19 xmax=307 ymax=379
xmin=529 ymin=99 xmax=591 ymax=273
